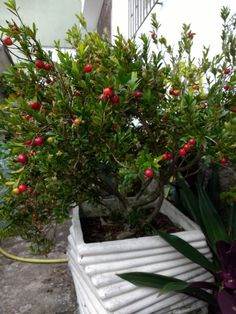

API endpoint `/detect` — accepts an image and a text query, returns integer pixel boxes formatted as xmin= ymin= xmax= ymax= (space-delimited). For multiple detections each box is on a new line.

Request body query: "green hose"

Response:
xmin=0 ymin=246 xmax=68 ymax=263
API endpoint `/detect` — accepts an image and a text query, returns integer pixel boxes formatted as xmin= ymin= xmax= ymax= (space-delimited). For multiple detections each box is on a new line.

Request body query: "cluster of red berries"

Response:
xmin=223 ymin=69 xmax=232 ymax=90
xmin=12 ymin=184 xmax=28 ymax=194
xmin=2 ymin=37 xmax=13 ymax=45
xmin=35 ymin=59 xmax=52 ymax=71
xmin=162 ymin=153 xmax=174 ymax=161
xmin=98 ymin=87 xmax=120 ymax=104
xmin=13 ymin=136 xmax=45 ymax=195
xmin=178 ymin=138 xmax=197 ymax=157
xmin=25 ymin=136 xmax=44 ymax=147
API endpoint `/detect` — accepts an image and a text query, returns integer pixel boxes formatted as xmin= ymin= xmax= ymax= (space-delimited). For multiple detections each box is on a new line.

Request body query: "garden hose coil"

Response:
xmin=0 ymin=246 xmax=68 ymax=263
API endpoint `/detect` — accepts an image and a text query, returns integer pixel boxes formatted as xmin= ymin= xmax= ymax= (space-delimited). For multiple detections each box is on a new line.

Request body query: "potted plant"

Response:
xmin=0 ymin=0 xmax=235 ymax=312
xmin=119 ymin=178 xmax=236 ymax=314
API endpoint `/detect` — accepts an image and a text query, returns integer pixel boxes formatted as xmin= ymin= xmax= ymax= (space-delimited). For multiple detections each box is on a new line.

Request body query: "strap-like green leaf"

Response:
xmin=197 ymin=185 xmax=230 ymax=252
xmin=160 ymin=281 xmax=189 ymax=294
xmin=158 ymin=230 xmax=219 ymax=273
xmin=177 ymin=180 xmax=203 ymax=228
xmin=118 ymin=272 xmax=214 ymax=304
xmin=228 ymin=203 xmax=236 ymax=240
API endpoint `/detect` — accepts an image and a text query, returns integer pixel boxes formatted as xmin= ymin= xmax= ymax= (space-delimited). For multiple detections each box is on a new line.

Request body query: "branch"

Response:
xmin=137 ymin=114 xmax=159 ymax=154
xmin=142 ymin=185 xmax=165 ymax=225
xmin=135 ymin=176 xmax=153 ymax=201
xmin=132 ymin=178 xmax=161 ymax=209
xmin=177 ymin=152 xmax=201 ymax=172
xmin=95 ymin=176 xmax=128 ymax=211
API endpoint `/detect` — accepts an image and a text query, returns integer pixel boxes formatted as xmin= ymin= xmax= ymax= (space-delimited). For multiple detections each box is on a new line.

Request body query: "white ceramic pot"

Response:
xmin=67 ymin=200 xmax=212 ymax=314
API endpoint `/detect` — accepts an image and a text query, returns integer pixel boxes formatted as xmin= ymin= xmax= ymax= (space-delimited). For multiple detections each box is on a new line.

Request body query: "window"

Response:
xmin=128 ymin=0 xmax=162 ymax=37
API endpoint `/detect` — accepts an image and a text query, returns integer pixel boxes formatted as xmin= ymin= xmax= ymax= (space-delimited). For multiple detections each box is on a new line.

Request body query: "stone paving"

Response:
xmin=0 ymin=221 xmax=78 ymax=314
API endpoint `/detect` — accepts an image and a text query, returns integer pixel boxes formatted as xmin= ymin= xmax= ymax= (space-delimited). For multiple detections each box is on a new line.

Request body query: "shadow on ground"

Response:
xmin=0 ymin=221 xmax=78 ymax=314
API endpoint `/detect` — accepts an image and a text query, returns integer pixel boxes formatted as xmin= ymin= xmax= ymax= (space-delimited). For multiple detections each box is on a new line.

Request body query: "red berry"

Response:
xmin=162 ymin=153 xmax=169 ymax=161
xmin=30 ymin=102 xmax=41 ymax=111
xmin=98 ymin=94 xmax=109 ymax=103
xmin=188 ymin=138 xmax=197 ymax=145
xmin=103 ymin=87 xmax=113 ymax=97
xmin=83 ymin=64 xmax=93 ymax=73
xmin=3 ymin=37 xmax=13 ymax=46
xmin=73 ymin=90 xmax=81 ymax=97
xmin=35 ymin=59 xmax=44 ymax=69
xmin=161 ymin=114 xmax=169 ymax=121
xmin=223 ymin=85 xmax=230 ymax=91
xmin=25 ymin=114 xmax=31 ymax=121
xmin=224 ymin=68 xmax=231 ymax=75
xmin=144 ymin=168 xmax=154 ymax=178
xmin=183 ymin=144 xmax=191 ymax=151
xmin=151 ymin=31 xmax=157 ymax=39
xmin=25 ymin=140 xmax=33 ymax=146
xmin=43 ymin=63 xmax=52 ymax=71
xmin=178 ymin=149 xmax=186 ymax=156
xmin=172 ymin=89 xmax=180 ymax=96
xmin=17 ymin=154 xmax=28 ymax=164
xmin=192 ymin=83 xmax=199 ymax=90
xmin=220 ymin=157 xmax=229 ymax=165
xmin=167 ymin=153 xmax=174 ymax=159
xmin=231 ymin=106 xmax=236 ymax=113
xmin=111 ymin=95 xmax=120 ymax=104
xmin=187 ymin=31 xmax=195 ymax=39
xmin=169 ymin=89 xmax=174 ymax=95
xmin=18 ymin=184 xmax=27 ymax=193
xmin=30 ymin=150 xmax=36 ymax=155
xmin=33 ymin=136 xmax=44 ymax=146
xmin=233 ymin=197 xmax=236 ymax=203
xmin=133 ymin=90 xmax=143 ymax=99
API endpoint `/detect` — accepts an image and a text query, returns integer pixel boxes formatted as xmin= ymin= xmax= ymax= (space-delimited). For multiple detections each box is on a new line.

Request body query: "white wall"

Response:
xmin=112 ymin=0 xmax=236 ymax=58
xmin=0 ymin=0 xmax=81 ymax=48
xmin=111 ymin=0 xmax=129 ymax=40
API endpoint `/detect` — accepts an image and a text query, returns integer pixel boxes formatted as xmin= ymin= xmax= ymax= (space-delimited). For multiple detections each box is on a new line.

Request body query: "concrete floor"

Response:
xmin=0 ymin=221 xmax=78 ymax=314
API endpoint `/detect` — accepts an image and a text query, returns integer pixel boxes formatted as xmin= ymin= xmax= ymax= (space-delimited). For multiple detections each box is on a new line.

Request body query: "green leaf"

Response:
xmin=127 ymin=72 xmax=140 ymax=90
xmin=197 ymin=185 xmax=230 ymax=252
xmin=177 ymin=179 xmax=202 ymax=226
xmin=4 ymin=0 xmax=16 ymax=11
xmin=228 ymin=203 xmax=236 ymax=240
xmin=118 ymin=272 xmax=214 ymax=304
xmin=76 ymin=13 xmax=87 ymax=29
xmin=160 ymin=281 xmax=189 ymax=294
xmin=118 ymin=272 xmax=183 ymax=289
xmin=158 ymin=230 xmax=219 ymax=273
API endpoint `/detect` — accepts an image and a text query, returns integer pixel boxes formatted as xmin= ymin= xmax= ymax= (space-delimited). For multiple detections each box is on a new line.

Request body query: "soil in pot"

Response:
xmin=80 ymin=210 xmax=184 ymax=243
